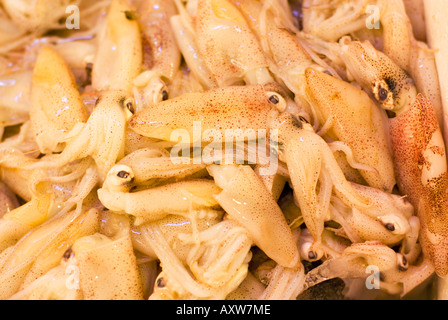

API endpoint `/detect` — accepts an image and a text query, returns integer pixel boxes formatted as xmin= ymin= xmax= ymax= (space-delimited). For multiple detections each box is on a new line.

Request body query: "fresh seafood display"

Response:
xmin=0 ymin=0 xmax=447 ymax=300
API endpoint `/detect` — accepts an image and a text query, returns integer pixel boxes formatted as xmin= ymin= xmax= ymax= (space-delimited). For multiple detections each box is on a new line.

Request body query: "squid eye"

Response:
xmin=397 ymin=254 xmax=408 ymax=272
xmin=266 ymin=92 xmax=286 ymax=112
xmin=384 ymin=223 xmax=395 ymax=232
xmin=121 ymin=97 xmax=136 ymax=113
xmin=161 ymin=90 xmax=169 ymax=101
xmin=63 ymin=248 xmax=73 ymax=261
xmin=269 ymin=94 xmax=280 ymax=104
xmin=124 ymin=10 xmax=138 ymax=21
xmin=117 ymin=170 xmax=131 ymax=179
xmin=298 ymin=115 xmax=310 ymax=124
xmin=157 ymin=277 xmax=166 ymax=288
xmin=378 ymin=87 xmax=389 ymax=102
xmin=105 ymin=164 xmax=135 ymax=192
xmin=126 ymin=101 xmax=135 ymax=114
xmin=291 ymin=115 xmax=303 ymax=129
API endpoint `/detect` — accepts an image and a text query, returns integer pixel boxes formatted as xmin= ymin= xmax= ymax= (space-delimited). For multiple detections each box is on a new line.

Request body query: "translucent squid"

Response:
xmin=91 ymin=0 xmax=142 ymax=93
xmin=301 ymin=0 xmax=444 ymax=131
xmin=129 ymin=83 xmax=380 ymax=265
xmin=1 ymin=0 xmax=81 ymax=33
xmin=303 ymin=241 xmax=435 ymax=298
xmin=339 ymin=39 xmax=448 ymax=277
xmin=304 ymin=67 xmax=396 ymax=192
xmin=98 ymin=178 xmax=222 ymax=225
xmin=208 ymin=164 xmax=300 ymax=269
xmin=170 ymin=0 xmax=274 ymax=88
xmin=26 ymin=90 xmax=131 ymax=180
xmin=132 ymin=0 xmax=181 ymax=107
xmin=142 ymin=217 xmax=251 ymax=299
xmin=29 ymin=46 xmax=89 ymax=154
xmin=274 ymin=113 xmax=372 ymax=257
xmin=129 ymin=83 xmax=283 ymax=143
xmin=69 ymin=213 xmax=144 ymax=300
xmin=0 ymin=206 xmax=100 ymax=299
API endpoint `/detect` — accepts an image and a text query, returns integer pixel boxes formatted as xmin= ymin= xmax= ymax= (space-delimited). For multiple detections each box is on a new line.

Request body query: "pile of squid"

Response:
xmin=0 ymin=0 xmax=446 ymax=300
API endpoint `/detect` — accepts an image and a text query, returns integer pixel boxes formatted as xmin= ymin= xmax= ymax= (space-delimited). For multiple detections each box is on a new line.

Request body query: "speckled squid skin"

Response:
xmin=380 ymin=0 xmax=444 ymax=129
xmin=30 ymin=46 xmax=89 ymax=154
xmin=194 ymin=0 xmax=269 ymax=87
xmin=211 ymin=165 xmax=300 ymax=269
xmin=276 ymin=114 xmax=371 ymax=252
xmin=136 ymin=0 xmax=180 ymax=82
xmin=305 ymin=67 xmax=396 ymax=192
xmin=389 ymin=95 xmax=448 ymax=277
xmin=91 ymin=0 xmax=142 ymax=92
xmin=129 ymin=84 xmax=280 ymax=142
xmin=340 ymin=39 xmax=448 ymax=277
xmin=230 ymin=0 xmax=317 ymax=112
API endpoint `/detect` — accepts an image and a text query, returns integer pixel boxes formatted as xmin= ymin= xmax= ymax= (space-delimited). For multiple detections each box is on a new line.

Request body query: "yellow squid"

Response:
xmin=380 ymin=0 xmax=444 ymax=136
xmin=230 ymin=0 xmax=316 ymax=114
xmin=230 ymin=0 xmax=397 ymax=196
xmin=170 ymin=0 xmax=274 ymax=88
xmin=338 ymin=39 xmax=448 ymax=277
xmin=91 ymin=0 xmax=142 ymax=93
xmin=304 ymin=241 xmax=435 ymax=298
xmin=30 ymin=46 xmax=89 ymax=154
xmin=132 ymin=0 xmax=181 ymax=108
xmin=128 ymin=83 xmax=387 ymax=264
xmin=304 ymin=67 xmax=396 ymax=192
xmin=129 ymin=83 xmax=283 ymax=143
xmin=24 ymin=0 xmax=143 ymax=181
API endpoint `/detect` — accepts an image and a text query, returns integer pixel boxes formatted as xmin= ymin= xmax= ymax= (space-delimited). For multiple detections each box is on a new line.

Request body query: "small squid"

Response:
xmin=105 ymin=147 xmax=207 ymax=190
xmin=274 ymin=113 xmax=371 ymax=257
xmin=132 ymin=0 xmax=181 ymax=107
xmin=339 ymin=39 xmax=448 ymax=277
xmin=305 ymin=67 xmax=396 ymax=192
xmin=0 ymin=206 xmax=99 ymax=300
xmin=329 ymin=182 xmax=416 ymax=248
xmin=98 ymin=178 xmax=222 ymax=225
xmin=30 ymin=46 xmax=89 ymax=154
xmin=301 ymin=0 xmax=444 ymax=131
xmin=230 ymin=0 xmax=319 ymax=115
xmin=130 ymin=83 xmax=283 ymax=143
xmin=170 ymin=0 xmax=274 ymax=88
xmin=129 ymin=84 xmax=373 ymax=265
xmin=379 ymin=0 xmax=444 ymax=131
xmin=26 ymin=90 xmax=131 ymax=180
xmin=303 ymin=241 xmax=434 ymax=298
xmin=91 ymin=0 xmax=142 ymax=93
xmin=208 ymin=164 xmax=300 ymax=269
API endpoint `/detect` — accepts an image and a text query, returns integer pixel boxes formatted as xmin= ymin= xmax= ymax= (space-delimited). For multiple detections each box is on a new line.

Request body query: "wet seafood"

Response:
xmin=0 ymin=0 xmax=446 ymax=301
xmin=132 ymin=0 xmax=181 ymax=108
xmin=30 ymin=46 xmax=89 ymax=154
xmin=337 ymin=39 xmax=448 ymax=277
xmin=171 ymin=0 xmax=274 ymax=88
